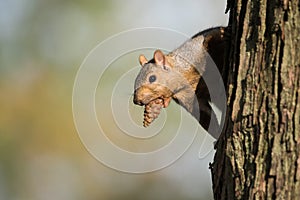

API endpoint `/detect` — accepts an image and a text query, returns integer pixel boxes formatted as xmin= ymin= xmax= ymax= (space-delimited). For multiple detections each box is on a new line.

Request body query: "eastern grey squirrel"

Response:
xmin=133 ymin=27 xmax=229 ymax=138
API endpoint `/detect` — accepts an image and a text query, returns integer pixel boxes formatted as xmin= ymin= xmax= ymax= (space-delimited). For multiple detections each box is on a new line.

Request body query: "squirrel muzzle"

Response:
xmin=133 ymin=90 xmax=143 ymax=105
xmin=133 ymin=87 xmax=157 ymax=106
xmin=133 ymin=87 xmax=172 ymax=108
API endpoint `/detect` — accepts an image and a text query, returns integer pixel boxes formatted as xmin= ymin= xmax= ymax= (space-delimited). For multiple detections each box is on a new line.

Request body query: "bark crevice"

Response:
xmin=211 ymin=0 xmax=300 ymax=199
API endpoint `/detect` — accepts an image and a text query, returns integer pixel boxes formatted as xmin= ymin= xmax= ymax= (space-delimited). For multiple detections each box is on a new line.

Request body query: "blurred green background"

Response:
xmin=0 ymin=0 xmax=228 ymax=199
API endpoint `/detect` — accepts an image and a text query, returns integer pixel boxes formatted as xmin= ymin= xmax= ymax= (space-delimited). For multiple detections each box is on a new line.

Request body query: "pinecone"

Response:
xmin=143 ymin=99 xmax=164 ymax=127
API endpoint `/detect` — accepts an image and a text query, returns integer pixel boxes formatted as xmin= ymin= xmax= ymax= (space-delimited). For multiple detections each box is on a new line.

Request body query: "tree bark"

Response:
xmin=211 ymin=0 xmax=300 ymax=199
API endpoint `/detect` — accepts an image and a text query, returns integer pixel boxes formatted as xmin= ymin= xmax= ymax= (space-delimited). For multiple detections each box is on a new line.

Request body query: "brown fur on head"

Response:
xmin=134 ymin=49 xmax=200 ymax=112
xmin=133 ymin=50 xmax=175 ymax=108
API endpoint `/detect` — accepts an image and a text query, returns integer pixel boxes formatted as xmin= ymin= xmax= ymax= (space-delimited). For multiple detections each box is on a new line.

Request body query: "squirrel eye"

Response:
xmin=149 ymin=75 xmax=156 ymax=83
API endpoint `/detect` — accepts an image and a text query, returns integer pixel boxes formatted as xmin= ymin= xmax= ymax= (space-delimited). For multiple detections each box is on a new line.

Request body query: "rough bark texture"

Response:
xmin=211 ymin=0 xmax=300 ymax=199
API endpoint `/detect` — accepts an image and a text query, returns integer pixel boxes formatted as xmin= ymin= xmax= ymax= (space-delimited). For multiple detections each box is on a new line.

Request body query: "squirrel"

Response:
xmin=133 ymin=27 xmax=229 ymax=139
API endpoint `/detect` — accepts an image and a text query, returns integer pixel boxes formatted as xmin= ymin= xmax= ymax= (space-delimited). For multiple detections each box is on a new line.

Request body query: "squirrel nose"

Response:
xmin=133 ymin=90 xmax=142 ymax=105
xmin=133 ymin=96 xmax=141 ymax=105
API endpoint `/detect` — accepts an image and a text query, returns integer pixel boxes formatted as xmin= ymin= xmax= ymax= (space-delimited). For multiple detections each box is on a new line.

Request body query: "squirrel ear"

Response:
xmin=154 ymin=50 xmax=165 ymax=65
xmin=139 ymin=55 xmax=148 ymax=66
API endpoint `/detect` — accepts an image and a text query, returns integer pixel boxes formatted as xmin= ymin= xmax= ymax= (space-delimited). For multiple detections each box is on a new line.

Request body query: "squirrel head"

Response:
xmin=133 ymin=50 xmax=176 ymax=108
xmin=133 ymin=50 xmax=195 ymax=108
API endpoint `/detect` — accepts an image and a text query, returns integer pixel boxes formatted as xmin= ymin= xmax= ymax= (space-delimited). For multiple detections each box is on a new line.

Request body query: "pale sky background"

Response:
xmin=0 ymin=0 xmax=228 ymax=199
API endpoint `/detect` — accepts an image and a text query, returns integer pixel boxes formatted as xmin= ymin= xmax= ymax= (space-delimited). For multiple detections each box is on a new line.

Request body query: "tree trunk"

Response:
xmin=211 ymin=0 xmax=300 ymax=199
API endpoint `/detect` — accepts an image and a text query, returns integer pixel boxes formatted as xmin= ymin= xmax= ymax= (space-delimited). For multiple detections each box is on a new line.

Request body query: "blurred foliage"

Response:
xmin=0 ymin=0 xmax=227 ymax=199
